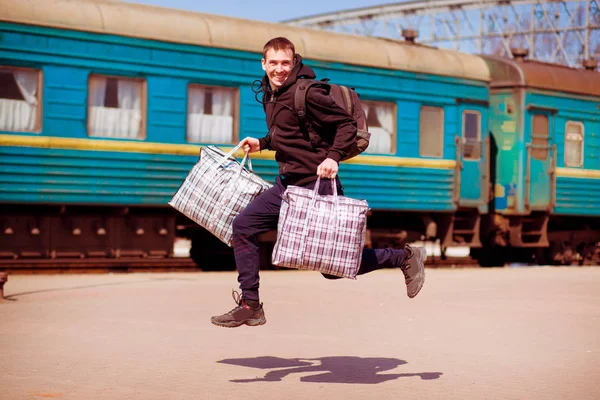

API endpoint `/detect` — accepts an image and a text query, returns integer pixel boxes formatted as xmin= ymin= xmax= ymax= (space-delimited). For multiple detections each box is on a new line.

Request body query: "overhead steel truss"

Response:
xmin=283 ymin=0 xmax=600 ymax=70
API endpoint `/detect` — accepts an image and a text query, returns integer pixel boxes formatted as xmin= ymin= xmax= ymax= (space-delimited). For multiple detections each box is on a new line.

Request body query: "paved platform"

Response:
xmin=1 ymin=267 xmax=598 ymax=400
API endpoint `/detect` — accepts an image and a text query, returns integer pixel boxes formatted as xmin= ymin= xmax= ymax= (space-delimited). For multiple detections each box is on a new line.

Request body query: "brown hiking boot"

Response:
xmin=400 ymin=245 xmax=427 ymax=298
xmin=211 ymin=290 xmax=266 ymax=328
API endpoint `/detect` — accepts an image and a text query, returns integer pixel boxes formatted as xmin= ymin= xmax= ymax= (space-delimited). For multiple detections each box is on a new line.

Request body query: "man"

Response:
xmin=211 ymin=37 xmax=427 ymax=328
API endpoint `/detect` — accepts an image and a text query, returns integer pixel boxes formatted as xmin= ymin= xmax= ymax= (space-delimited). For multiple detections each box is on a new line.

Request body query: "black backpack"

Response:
xmin=294 ymin=79 xmax=371 ymax=161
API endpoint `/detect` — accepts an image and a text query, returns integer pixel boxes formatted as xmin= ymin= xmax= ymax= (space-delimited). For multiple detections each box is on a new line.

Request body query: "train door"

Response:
xmin=457 ymin=106 xmax=487 ymax=206
xmin=525 ymin=110 xmax=554 ymax=211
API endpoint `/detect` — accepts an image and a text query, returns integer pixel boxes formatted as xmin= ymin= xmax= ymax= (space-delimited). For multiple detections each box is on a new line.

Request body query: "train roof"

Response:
xmin=0 ymin=0 xmax=489 ymax=83
xmin=483 ymin=55 xmax=600 ymax=98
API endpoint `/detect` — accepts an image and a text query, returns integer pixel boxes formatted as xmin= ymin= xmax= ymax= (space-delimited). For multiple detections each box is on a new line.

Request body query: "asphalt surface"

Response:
xmin=1 ymin=267 xmax=598 ymax=400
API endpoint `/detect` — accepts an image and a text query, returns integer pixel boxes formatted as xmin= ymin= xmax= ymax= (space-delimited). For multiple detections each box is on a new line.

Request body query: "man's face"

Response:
xmin=261 ymin=48 xmax=295 ymax=90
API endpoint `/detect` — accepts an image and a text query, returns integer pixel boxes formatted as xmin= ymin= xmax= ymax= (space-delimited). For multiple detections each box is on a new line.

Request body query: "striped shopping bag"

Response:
xmin=169 ymin=144 xmax=272 ymax=247
xmin=272 ymin=177 xmax=370 ymax=279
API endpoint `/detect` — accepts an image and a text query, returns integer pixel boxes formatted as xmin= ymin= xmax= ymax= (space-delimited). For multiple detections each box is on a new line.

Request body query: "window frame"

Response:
xmin=86 ymin=73 xmax=147 ymax=140
xmin=564 ymin=121 xmax=584 ymax=168
xmin=360 ymin=98 xmax=397 ymax=155
xmin=186 ymin=83 xmax=240 ymax=144
xmin=0 ymin=65 xmax=43 ymax=133
xmin=419 ymin=105 xmax=445 ymax=158
xmin=462 ymin=110 xmax=482 ymax=161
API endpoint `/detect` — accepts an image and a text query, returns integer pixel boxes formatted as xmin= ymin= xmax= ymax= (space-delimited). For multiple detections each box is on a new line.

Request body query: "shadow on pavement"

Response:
xmin=218 ymin=356 xmax=443 ymax=384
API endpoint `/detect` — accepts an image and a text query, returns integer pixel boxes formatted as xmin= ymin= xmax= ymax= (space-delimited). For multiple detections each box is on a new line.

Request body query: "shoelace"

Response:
xmin=401 ymin=245 xmax=415 ymax=270
xmin=225 ymin=290 xmax=245 ymax=315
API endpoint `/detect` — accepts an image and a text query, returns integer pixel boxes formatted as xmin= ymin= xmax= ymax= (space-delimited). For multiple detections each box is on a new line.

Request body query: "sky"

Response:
xmin=122 ymin=0 xmax=406 ymax=23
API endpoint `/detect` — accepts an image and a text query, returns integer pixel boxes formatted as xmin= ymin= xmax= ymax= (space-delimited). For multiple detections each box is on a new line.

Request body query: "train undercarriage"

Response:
xmin=0 ymin=205 xmax=176 ymax=261
xmin=472 ymin=212 xmax=600 ymax=266
xmin=1 ymin=205 xmax=598 ymax=269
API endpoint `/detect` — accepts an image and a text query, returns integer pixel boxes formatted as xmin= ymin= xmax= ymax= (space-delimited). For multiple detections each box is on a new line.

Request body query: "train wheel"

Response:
xmin=534 ymin=247 xmax=552 ymax=266
xmin=471 ymin=247 xmax=507 ymax=267
xmin=189 ymin=232 xmax=236 ymax=272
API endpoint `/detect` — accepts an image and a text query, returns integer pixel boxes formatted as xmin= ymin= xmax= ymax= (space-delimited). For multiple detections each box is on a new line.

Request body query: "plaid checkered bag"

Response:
xmin=168 ymin=144 xmax=272 ymax=247
xmin=272 ymin=177 xmax=369 ymax=279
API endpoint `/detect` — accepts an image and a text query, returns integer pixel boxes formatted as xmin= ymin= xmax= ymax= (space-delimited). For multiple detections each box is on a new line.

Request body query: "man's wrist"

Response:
xmin=326 ymin=153 xmax=342 ymax=163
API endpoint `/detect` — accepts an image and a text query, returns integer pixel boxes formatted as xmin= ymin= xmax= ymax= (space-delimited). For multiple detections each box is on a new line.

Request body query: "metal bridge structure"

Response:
xmin=283 ymin=0 xmax=600 ymax=70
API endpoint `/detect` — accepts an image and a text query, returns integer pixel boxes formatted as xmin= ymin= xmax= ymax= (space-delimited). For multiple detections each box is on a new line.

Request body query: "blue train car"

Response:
xmin=0 ymin=0 xmax=491 ymax=267
xmin=480 ymin=52 xmax=600 ymax=265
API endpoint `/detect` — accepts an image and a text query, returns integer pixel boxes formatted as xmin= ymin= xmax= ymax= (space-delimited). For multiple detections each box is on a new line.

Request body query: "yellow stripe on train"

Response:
xmin=0 ymin=134 xmax=456 ymax=169
xmin=556 ymin=167 xmax=600 ymax=179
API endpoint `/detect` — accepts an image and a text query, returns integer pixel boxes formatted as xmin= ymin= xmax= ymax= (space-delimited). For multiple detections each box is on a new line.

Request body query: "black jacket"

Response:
xmin=257 ymin=54 xmax=357 ymax=186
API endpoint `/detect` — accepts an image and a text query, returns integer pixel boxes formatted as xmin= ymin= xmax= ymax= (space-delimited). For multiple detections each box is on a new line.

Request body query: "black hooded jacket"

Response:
xmin=257 ymin=54 xmax=357 ymax=186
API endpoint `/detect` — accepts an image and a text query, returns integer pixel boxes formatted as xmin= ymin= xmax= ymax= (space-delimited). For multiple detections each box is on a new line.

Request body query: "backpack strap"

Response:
xmin=294 ymin=79 xmax=322 ymax=122
xmin=339 ymin=85 xmax=354 ymax=116
xmin=294 ymin=79 xmax=326 ymax=149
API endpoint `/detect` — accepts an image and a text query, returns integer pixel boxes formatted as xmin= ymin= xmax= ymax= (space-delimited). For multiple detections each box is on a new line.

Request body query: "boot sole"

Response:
xmin=407 ymin=248 xmax=427 ymax=299
xmin=210 ymin=317 xmax=266 ymax=328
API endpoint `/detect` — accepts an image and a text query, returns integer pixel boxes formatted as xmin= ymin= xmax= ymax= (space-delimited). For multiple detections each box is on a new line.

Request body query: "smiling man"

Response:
xmin=210 ymin=37 xmax=427 ymax=328
xmin=262 ymin=43 xmax=295 ymax=90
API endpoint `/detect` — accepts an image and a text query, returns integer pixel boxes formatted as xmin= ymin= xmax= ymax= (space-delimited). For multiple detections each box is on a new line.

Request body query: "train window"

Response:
xmin=462 ymin=111 xmax=481 ymax=160
xmin=362 ymin=100 xmax=396 ymax=154
xmin=87 ymin=74 xmax=146 ymax=139
xmin=564 ymin=121 xmax=584 ymax=167
xmin=531 ymin=114 xmax=549 ymax=160
xmin=419 ymin=106 xmax=444 ymax=158
xmin=0 ymin=66 xmax=42 ymax=133
xmin=187 ymin=84 xmax=238 ymax=144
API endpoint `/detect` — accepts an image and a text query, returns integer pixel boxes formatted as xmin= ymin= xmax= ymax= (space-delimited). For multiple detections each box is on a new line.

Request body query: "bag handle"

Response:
xmin=217 ymin=143 xmax=254 ymax=173
xmin=297 ymin=177 xmax=339 ymax=263
xmin=222 ymin=150 xmax=250 ymax=192
xmin=205 ymin=146 xmax=251 ymax=232
xmin=309 ymin=177 xmax=340 ymax=216
xmin=309 ymin=176 xmax=338 ymax=206
xmin=313 ymin=177 xmax=340 ymax=253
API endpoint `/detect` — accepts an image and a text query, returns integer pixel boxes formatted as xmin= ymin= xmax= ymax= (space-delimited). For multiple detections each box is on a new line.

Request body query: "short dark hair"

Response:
xmin=262 ymin=37 xmax=295 ymax=59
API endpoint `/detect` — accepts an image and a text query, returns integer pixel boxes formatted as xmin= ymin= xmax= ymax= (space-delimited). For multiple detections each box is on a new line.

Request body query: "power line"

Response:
xmin=284 ymin=0 xmax=600 ymax=69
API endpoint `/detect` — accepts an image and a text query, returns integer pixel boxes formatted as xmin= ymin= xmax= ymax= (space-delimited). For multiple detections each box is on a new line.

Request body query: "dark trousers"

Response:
xmin=232 ymin=177 xmax=408 ymax=301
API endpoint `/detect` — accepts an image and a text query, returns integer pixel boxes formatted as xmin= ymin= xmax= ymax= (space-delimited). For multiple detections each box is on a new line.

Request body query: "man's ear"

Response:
xmin=261 ymin=59 xmax=266 ymax=71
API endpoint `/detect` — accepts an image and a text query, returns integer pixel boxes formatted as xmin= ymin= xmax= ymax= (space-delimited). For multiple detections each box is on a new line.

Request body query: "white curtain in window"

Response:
xmin=365 ymin=103 xmax=394 ymax=154
xmin=89 ymin=106 xmax=141 ymax=139
xmin=117 ymin=80 xmax=142 ymax=138
xmin=88 ymin=77 xmax=142 ymax=139
xmin=213 ymin=90 xmax=232 ymax=116
xmin=188 ymin=86 xmax=206 ymax=114
xmin=187 ymin=86 xmax=206 ymax=142
xmin=375 ymin=105 xmax=394 ymax=153
xmin=13 ymin=70 xmax=38 ymax=106
xmin=0 ymin=98 xmax=36 ymax=131
xmin=187 ymin=86 xmax=234 ymax=143
xmin=89 ymin=77 xmax=106 ymax=107
xmin=117 ymin=80 xmax=141 ymax=110
xmin=367 ymin=127 xmax=390 ymax=154
xmin=211 ymin=89 xmax=234 ymax=143
xmin=0 ymin=69 xmax=38 ymax=131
